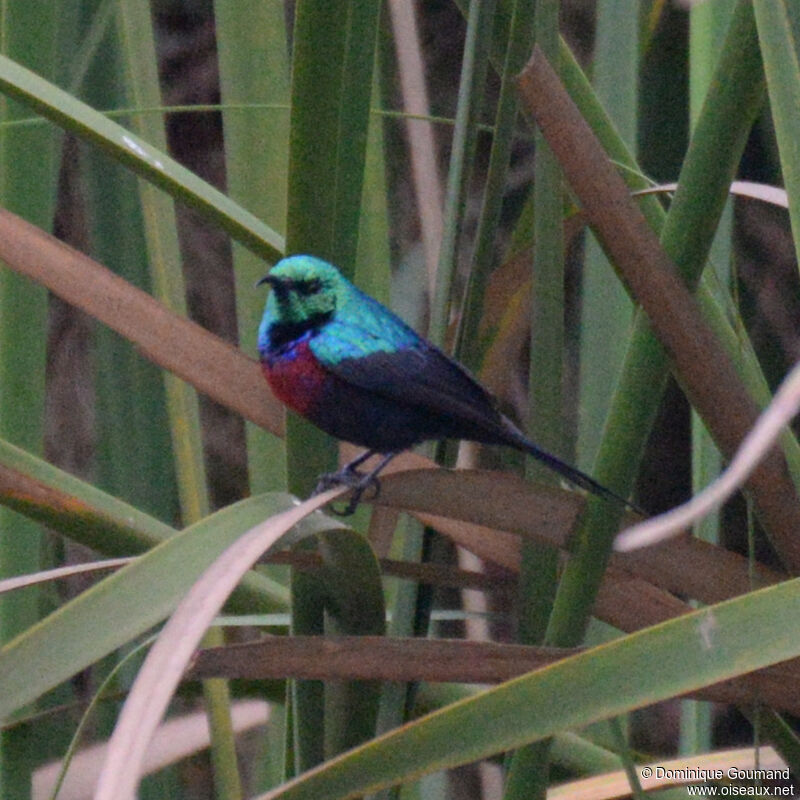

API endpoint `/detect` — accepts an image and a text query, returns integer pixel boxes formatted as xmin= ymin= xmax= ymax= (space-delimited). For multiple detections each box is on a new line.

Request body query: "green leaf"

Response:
xmin=315 ymin=529 xmax=385 ymax=758
xmin=0 ymin=52 xmax=284 ymax=263
xmin=753 ymin=0 xmax=800 ymax=267
xmin=0 ymin=4 xmax=59 ymax=794
xmin=217 ymin=0 xmax=290 ymax=496
xmin=0 ymin=495 xmax=292 ymax=720
xmin=260 ymin=576 xmax=800 ymax=799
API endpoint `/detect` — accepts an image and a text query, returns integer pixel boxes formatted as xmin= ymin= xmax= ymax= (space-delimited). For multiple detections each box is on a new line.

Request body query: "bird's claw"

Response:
xmin=313 ymin=467 xmax=382 ymax=516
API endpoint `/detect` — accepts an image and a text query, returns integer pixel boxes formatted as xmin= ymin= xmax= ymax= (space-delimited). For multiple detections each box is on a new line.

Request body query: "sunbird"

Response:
xmin=258 ymin=254 xmax=638 ymax=515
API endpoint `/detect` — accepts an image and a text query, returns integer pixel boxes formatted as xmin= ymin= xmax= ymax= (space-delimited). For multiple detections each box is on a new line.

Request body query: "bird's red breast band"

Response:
xmin=261 ymin=338 xmax=328 ymax=417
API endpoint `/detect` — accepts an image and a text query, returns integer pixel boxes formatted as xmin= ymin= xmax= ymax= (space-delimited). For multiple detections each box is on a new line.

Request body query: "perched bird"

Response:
xmin=258 ymin=254 xmax=638 ymax=515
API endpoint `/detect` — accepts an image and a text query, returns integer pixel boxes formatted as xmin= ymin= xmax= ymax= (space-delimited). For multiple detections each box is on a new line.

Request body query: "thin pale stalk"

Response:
xmin=387 ymin=0 xmax=443 ymax=287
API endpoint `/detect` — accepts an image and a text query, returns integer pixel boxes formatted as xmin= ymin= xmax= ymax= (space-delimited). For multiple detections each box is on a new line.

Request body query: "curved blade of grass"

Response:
xmin=0 ymin=53 xmax=284 ymax=262
xmin=617 ymin=357 xmax=800 ymax=551
xmin=0 ymin=494 xmax=296 ymax=720
xmin=255 ymin=575 xmax=800 ymax=800
xmin=93 ymin=489 xmax=345 ymax=800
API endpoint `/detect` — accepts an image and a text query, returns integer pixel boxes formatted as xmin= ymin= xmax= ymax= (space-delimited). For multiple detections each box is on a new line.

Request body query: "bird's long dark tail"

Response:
xmin=503 ymin=423 xmax=644 ymax=515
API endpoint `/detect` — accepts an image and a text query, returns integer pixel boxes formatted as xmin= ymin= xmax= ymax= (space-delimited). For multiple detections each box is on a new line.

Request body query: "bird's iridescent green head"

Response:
xmin=260 ymin=255 xmax=352 ymax=325
xmin=258 ymin=255 xmax=358 ymax=355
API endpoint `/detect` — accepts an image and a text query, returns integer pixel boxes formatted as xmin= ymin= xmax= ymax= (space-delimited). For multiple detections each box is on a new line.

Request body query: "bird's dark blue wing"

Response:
xmin=321 ymin=336 xmax=509 ymax=439
xmin=308 ymin=291 xmax=512 ymax=441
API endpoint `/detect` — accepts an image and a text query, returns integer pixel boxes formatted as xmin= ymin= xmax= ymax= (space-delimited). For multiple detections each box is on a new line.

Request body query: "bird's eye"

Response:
xmin=297 ymin=278 xmax=322 ymax=295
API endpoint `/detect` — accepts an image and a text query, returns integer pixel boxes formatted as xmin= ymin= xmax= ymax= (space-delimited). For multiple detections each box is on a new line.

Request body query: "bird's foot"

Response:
xmin=314 ymin=466 xmax=381 ymax=516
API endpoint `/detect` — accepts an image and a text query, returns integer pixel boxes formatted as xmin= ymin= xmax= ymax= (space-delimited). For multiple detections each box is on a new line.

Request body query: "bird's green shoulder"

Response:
xmin=311 ymin=288 xmax=420 ymax=365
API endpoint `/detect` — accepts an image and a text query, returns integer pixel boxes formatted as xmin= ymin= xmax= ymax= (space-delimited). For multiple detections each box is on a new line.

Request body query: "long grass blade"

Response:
xmin=0 ymin=494 xmax=293 ymax=721
xmin=752 ymin=0 xmax=800 ymax=268
xmin=0 ymin=4 xmax=59 ymax=795
xmin=216 ymin=0 xmax=290 ymax=495
xmin=256 ymin=575 xmax=800 ymax=800
xmin=577 ymin=0 xmax=637 ymax=469
xmin=0 ymin=52 xmax=284 ymax=261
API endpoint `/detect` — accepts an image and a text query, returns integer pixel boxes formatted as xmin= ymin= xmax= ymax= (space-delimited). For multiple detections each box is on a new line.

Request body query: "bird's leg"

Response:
xmin=314 ymin=449 xmax=376 ymax=493
xmin=314 ymin=450 xmax=398 ymax=515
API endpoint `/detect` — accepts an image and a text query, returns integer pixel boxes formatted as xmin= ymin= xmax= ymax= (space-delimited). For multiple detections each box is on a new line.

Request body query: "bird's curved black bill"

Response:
xmin=255 ymin=273 xmax=278 ymax=289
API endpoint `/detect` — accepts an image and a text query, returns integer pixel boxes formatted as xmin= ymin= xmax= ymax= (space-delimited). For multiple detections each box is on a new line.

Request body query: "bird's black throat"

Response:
xmin=267 ymin=311 xmax=333 ymax=354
